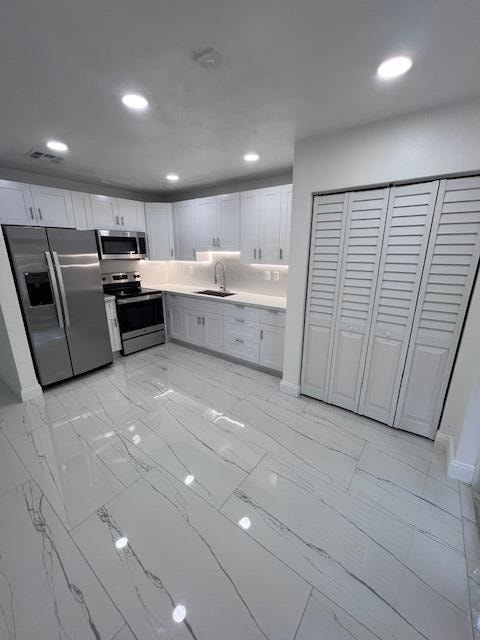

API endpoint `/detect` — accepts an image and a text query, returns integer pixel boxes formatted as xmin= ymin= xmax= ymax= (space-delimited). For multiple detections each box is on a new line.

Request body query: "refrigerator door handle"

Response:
xmin=45 ymin=251 xmax=64 ymax=329
xmin=52 ymin=251 xmax=71 ymax=327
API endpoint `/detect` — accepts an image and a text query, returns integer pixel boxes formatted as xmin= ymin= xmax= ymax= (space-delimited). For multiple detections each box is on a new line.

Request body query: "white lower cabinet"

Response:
xmin=105 ymin=299 xmax=121 ymax=352
xmin=165 ymin=294 xmax=285 ymax=371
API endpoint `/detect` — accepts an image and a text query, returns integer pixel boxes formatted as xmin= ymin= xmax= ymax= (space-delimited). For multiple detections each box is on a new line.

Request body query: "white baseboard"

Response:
xmin=20 ymin=383 xmax=43 ymax=401
xmin=434 ymin=432 xmax=475 ymax=484
xmin=280 ymin=379 xmax=300 ymax=397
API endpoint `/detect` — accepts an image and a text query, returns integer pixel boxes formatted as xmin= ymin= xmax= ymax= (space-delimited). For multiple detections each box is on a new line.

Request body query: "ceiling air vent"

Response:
xmin=26 ymin=149 xmax=64 ymax=163
xmin=192 ymin=47 xmax=222 ymax=69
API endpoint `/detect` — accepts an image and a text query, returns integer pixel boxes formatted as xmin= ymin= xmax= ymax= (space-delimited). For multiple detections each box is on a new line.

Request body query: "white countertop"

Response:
xmin=104 ymin=294 xmax=116 ymax=303
xmin=147 ymin=283 xmax=287 ymax=311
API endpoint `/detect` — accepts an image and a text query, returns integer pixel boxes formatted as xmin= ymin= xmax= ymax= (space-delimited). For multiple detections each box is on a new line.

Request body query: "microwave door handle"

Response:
xmin=45 ymin=251 xmax=64 ymax=329
xmin=52 ymin=251 xmax=71 ymax=328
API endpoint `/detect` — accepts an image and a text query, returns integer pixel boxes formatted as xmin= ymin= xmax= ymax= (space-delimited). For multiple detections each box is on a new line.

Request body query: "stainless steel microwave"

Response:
xmin=96 ymin=230 xmax=147 ymax=260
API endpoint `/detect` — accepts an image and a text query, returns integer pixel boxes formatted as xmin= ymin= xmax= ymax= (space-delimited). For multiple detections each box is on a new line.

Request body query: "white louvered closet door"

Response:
xmin=301 ymin=193 xmax=348 ymax=400
xmin=395 ymin=177 xmax=480 ymax=438
xmin=328 ymin=188 xmax=390 ymax=411
xmin=358 ymin=181 xmax=440 ymax=425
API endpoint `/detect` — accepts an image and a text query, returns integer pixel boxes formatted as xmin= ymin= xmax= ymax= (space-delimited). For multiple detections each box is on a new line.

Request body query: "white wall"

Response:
xmin=436 ymin=271 xmax=480 ymax=483
xmin=0 ymin=232 xmax=41 ymax=400
xmin=282 ymin=97 xmax=480 ymax=469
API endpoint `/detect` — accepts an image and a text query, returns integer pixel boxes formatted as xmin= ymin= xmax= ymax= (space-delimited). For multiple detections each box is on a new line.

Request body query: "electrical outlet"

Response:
xmin=273 ymin=271 xmax=280 ymax=281
xmin=265 ymin=270 xmax=271 ymax=281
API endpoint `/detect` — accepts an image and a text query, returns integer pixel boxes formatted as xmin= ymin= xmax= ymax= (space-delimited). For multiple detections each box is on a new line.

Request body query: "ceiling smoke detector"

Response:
xmin=192 ymin=47 xmax=222 ymax=69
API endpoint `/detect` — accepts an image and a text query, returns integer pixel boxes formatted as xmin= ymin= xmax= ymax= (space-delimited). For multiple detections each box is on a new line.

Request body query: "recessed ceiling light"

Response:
xmin=166 ymin=173 xmax=179 ymax=182
xmin=377 ymin=56 xmax=412 ymax=80
xmin=244 ymin=152 xmax=260 ymax=162
xmin=46 ymin=140 xmax=68 ymax=153
xmin=121 ymin=93 xmax=149 ymax=110
xmin=114 ymin=536 xmax=128 ymax=550
xmin=172 ymin=605 xmax=187 ymax=623
xmin=238 ymin=516 xmax=251 ymax=530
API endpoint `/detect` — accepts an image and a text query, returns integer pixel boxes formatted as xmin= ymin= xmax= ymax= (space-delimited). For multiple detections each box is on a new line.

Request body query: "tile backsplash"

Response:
xmin=100 ymin=253 xmax=288 ymax=297
xmin=137 ymin=252 xmax=288 ymax=297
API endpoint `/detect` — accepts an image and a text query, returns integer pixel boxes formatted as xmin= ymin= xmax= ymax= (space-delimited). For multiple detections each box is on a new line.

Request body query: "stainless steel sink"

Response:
xmin=195 ymin=289 xmax=236 ymax=297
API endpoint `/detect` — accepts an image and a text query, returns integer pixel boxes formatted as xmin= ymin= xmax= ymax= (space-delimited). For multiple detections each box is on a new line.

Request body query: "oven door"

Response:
xmin=96 ymin=230 xmax=146 ymax=260
xmin=116 ymin=294 xmax=164 ymax=339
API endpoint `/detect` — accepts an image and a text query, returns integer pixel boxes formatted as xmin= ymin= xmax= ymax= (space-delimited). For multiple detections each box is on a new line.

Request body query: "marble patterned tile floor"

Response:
xmin=0 ymin=342 xmax=475 ymax=639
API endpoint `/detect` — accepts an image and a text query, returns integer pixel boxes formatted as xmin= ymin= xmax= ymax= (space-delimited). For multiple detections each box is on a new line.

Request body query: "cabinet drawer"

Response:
xmin=224 ymin=319 xmax=260 ymax=343
xmin=260 ymin=308 xmax=285 ymax=327
xmin=224 ymin=333 xmax=260 ymax=363
xmin=175 ymin=295 xmax=224 ymax=315
xmin=224 ymin=303 xmax=260 ymax=323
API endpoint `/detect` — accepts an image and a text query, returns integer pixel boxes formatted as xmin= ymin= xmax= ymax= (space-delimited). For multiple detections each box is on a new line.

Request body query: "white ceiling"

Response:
xmin=1 ymin=0 xmax=479 ymax=196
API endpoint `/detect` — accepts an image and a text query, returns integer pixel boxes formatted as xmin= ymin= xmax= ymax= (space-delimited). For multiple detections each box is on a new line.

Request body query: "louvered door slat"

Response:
xmin=301 ymin=193 xmax=348 ymax=400
xmin=328 ymin=188 xmax=390 ymax=411
xmin=358 ymin=181 xmax=439 ymax=425
xmin=394 ymin=177 xmax=480 ymax=437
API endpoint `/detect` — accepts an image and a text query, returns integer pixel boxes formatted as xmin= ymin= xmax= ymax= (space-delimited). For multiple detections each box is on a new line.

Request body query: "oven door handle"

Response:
xmin=117 ymin=293 xmax=163 ymax=305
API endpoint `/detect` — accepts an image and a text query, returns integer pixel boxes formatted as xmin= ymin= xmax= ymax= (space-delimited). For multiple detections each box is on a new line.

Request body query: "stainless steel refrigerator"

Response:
xmin=3 ymin=225 xmax=113 ymax=386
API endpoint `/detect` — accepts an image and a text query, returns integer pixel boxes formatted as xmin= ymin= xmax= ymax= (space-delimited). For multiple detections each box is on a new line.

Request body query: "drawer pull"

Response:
xmin=235 ymin=304 xmax=245 ymax=309
xmin=235 ymin=318 xmax=245 ymax=323
xmin=234 ymin=338 xmax=244 ymax=343
xmin=260 ymin=329 xmax=264 ymax=339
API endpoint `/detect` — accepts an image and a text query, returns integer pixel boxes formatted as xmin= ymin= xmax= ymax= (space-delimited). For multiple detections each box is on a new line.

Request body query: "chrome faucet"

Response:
xmin=214 ymin=261 xmax=227 ymax=292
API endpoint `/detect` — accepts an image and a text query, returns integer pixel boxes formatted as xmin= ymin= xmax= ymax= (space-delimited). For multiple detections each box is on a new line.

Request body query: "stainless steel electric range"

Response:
xmin=102 ymin=272 xmax=165 ymax=355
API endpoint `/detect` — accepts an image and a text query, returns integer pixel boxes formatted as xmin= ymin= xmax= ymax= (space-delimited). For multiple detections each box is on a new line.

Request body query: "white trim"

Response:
xmin=20 ymin=384 xmax=43 ymax=401
xmin=434 ymin=432 xmax=476 ymax=484
xmin=280 ymin=379 xmax=300 ymax=397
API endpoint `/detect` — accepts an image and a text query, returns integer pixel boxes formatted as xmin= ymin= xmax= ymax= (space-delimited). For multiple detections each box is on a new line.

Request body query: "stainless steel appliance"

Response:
xmin=102 ymin=272 xmax=165 ymax=355
xmin=96 ymin=229 xmax=146 ymax=260
xmin=3 ymin=226 xmax=113 ymax=386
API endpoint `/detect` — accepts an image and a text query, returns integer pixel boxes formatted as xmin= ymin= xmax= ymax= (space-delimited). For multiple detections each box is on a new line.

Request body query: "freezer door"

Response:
xmin=2 ymin=225 xmax=73 ymax=385
xmin=47 ymin=228 xmax=112 ymax=376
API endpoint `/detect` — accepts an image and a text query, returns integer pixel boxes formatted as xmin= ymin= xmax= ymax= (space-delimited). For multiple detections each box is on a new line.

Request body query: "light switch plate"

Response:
xmin=273 ymin=271 xmax=280 ymax=281
xmin=265 ymin=270 xmax=271 ymax=281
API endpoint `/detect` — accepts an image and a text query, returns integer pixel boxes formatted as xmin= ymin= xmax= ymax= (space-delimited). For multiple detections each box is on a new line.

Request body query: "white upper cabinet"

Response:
xmin=29 ymin=185 xmax=75 ymax=227
xmin=195 ymin=196 xmax=219 ymax=251
xmin=279 ymin=184 xmax=292 ymax=264
xmin=116 ymin=198 xmax=145 ymax=230
xmin=71 ymin=191 xmax=93 ymax=230
xmin=90 ymin=195 xmax=119 ymax=229
xmin=217 ymin=192 xmax=240 ymax=251
xmin=173 ymin=199 xmax=197 ymax=260
xmin=358 ymin=181 xmax=439 ymax=426
xmin=240 ymin=185 xmax=292 ymax=264
xmin=145 ymin=203 xmax=175 ymax=260
xmin=395 ymin=176 xmax=480 ymax=438
xmin=0 ymin=180 xmax=35 ymax=225
xmin=259 ymin=186 xmax=282 ymax=264
xmin=240 ymin=189 xmax=261 ymax=263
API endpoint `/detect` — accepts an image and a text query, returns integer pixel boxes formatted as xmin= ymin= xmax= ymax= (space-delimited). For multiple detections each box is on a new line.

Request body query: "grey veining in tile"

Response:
xmin=0 ymin=342 xmax=472 ymax=640
xmin=221 ymin=452 xmax=471 ymax=640
xmin=0 ymin=480 xmax=124 ymax=639
xmin=0 ymin=430 xmax=29 ymax=498
xmin=73 ymin=466 xmax=310 ymax=640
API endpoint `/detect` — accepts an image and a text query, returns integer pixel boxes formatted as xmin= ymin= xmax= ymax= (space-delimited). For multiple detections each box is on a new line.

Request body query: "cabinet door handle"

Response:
xmin=197 ymin=316 xmax=201 ymax=324
xmin=170 ymin=248 xmax=174 ymax=257
xmin=29 ymin=207 xmax=34 ymax=221
xmin=38 ymin=208 xmax=43 ymax=221
xmin=258 ymin=248 xmax=262 ymax=260
xmin=216 ymin=237 xmax=220 ymax=248
xmin=115 ymin=216 xmax=119 ymax=225
xmin=212 ymin=236 xmax=216 ymax=247
xmin=253 ymin=248 xmax=256 ymax=260
xmin=234 ymin=338 xmax=244 ymax=343
xmin=235 ymin=304 xmax=245 ymax=309
xmin=235 ymin=318 xmax=244 ymax=323
xmin=260 ymin=329 xmax=264 ymax=340
xmin=192 ymin=248 xmax=196 ymax=258
xmin=121 ymin=216 xmax=124 ymax=226
xmin=202 ymin=317 xmax=205 ymax=325
xmin=279 ymin=248 xmax=283 ymax=261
